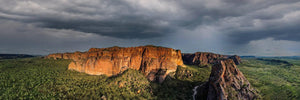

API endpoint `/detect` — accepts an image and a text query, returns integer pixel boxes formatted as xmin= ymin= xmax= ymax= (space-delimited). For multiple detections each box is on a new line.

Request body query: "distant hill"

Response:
xmin=261 ymin=56 xmax=300 ymax=60
xmin=0 ymin=54 xmax=35 ymax=59
xmin=240 ymin=56 xmax=256 ymax=58
xmin=240 ymin=56 xmax=300 ymax=60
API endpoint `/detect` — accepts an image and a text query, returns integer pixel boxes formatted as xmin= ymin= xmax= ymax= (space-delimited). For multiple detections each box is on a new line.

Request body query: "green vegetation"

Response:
xmin=0 ymin=58 xmax=152 ymax=99
xmin=239 ymin=58 xmax=300 ymax=100
xmin=4 ymin=57 xmax=298 ymax=99
xmin=151 ymin=65 xmax=211 ymax=99
xmin=175 ymin=65 xmax=211 ymax=82
xmin=0 ymin=58 xmax=210 ymax=99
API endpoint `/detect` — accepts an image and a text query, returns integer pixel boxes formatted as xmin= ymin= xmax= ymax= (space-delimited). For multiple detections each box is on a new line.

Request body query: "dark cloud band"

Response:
xmin=0 ymin=0 xmax=299 ymax=43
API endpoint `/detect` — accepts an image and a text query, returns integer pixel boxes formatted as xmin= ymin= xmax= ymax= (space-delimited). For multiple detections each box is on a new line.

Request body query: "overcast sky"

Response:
xmin=0 ymin=0 xmax=299 ymax=56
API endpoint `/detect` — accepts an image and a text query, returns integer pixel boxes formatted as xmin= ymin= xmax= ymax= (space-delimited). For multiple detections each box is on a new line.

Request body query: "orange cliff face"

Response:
xmin=46 ymin=46 xmax=183 ymax=82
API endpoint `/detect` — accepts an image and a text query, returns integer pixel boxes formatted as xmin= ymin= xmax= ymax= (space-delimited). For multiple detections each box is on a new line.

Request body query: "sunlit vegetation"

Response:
xmin=0 ymin=58 xmax=152 ymax=99
xmin=239 ymin=58 xmax=300 ymax=100
xmin=0 ymin=58 xmax=210 ymax=99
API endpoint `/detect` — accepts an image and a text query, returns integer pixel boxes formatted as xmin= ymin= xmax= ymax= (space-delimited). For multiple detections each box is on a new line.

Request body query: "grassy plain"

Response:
xmin=239 ymin=58 xmax=300 ymax=100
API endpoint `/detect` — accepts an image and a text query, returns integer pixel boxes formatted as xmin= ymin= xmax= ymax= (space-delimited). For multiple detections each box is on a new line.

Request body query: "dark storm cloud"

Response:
xmin=37 ymin=18 xmax=172 ymax=38
xmin=227 ymin=23 xmax=300 ymax=44
xmin=0 ymin=0 xmax=176 ymax=38
xmin=0 ymin=0 xmax=300 ymax=42
xmin=221 ymin=3 xmax=300 ymax=44
xmin=182 ymin=0 xmax=300 ymax=44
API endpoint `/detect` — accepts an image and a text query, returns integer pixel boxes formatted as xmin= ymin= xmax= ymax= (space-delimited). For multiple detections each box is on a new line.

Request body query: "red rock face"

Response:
xmin=206 ymin=59 xmax=258 ymax=100
xmin=46 ymin=46 xmax=183 ymax=82
xmin=46 ymin=53 xmax=63 ymax=60
xmin=182 ymin=52 xmax=242 ymax=65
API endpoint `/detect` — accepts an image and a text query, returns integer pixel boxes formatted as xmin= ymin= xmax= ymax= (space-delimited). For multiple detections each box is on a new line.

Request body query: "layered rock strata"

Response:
xmin=46 ymin=46 xmax=183 ymax=82
xmin=195 ymin=59 xmax=259 ymax=100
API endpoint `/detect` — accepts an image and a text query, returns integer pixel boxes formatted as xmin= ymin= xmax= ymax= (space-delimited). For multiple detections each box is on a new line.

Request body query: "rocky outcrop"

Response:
xmin=46 ymin=51 xmax=87 ymax=61
xmin=182 ymin=52 xmax=225 ymax=66
xmin=46 ymin=46 xmax=183 ymax=82
xmin=229 ymin=55 xmax=242 ymax=65
xmin=195 ymin=59 xmax=259 ymax=100
xmin=47 ymin=46 xmax=257 ymax=99
xmin=182 ymin=52 xmax=242 ymax=65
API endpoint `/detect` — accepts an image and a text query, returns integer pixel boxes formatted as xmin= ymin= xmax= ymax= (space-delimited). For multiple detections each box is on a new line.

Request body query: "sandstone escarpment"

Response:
xmin=46 ymin=46 xmax=183 ymax=82
xmin=195 ymin=59 xmax=259 ymax=100
xmin=182 ymin=52 xmax=242 ymax=66
xmin=182 ymin=52 xmax=226 ymax=66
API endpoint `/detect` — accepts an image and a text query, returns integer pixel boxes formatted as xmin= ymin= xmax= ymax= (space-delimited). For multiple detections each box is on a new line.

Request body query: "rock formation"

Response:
xmin=182 ymin=52 xmax=242 ymax=65
xmin=46 ymin=46 xmax=183 ymax=82
xmin=229 ymin=55 xmax=242 ymax=65
xmin=182 ymin=52 xmax=226 ymax=66
xmin=47 ymin=46 xmax=260 ymax=99
xmin=195 ymin=59 xmax=259 ymax=100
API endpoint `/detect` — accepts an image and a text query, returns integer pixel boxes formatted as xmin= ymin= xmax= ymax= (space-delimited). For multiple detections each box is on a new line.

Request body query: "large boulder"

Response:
xmin=46 ymin=46 xmax=183 ymax=82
